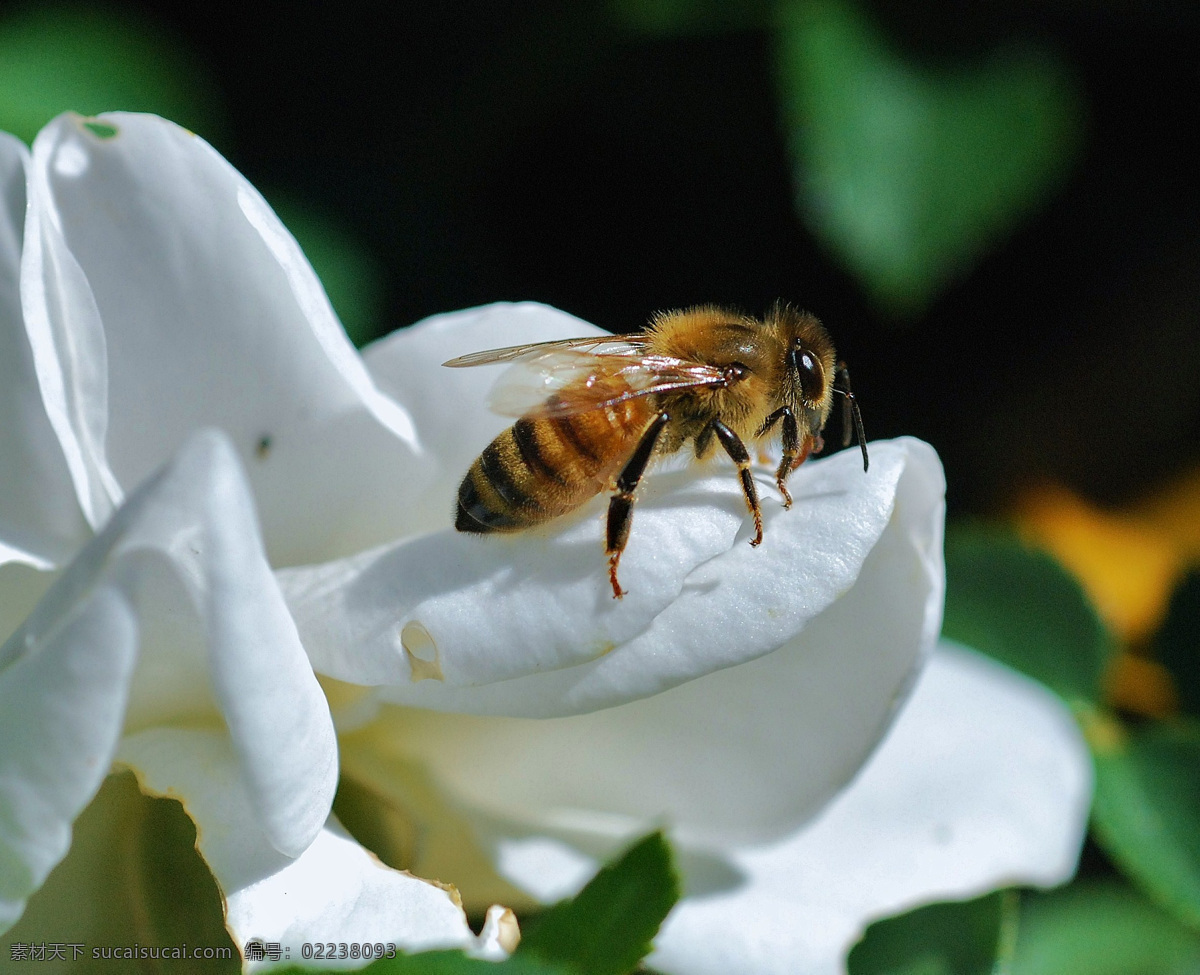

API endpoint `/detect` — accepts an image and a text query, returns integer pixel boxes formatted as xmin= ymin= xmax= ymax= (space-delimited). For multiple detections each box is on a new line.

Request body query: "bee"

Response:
xmin=444 ymin=303 xmax=867 ymax=599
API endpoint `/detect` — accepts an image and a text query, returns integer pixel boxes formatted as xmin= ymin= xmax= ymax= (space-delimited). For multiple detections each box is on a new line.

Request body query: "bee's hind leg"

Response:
xmin=711 ymin=419 xmax=763 ymax=546
xmin=606 ymin=412 xmax=670 ymax=599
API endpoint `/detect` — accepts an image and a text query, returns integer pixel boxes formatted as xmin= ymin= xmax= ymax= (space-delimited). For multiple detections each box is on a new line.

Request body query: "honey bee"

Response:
xmin=444 ymin=303 xmax=867 ymax=599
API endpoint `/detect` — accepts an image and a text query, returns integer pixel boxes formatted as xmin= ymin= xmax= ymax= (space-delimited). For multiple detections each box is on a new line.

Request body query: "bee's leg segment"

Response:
xmin=759 ymin=407 xmax=812 ymax=508
xmin=711 ymin=419 xmax=763 ymax=546
xmin=606 ymin=412 xmax=670 ymax=599
xmin=757 ymin=409 xmax=784 ymax=438
xmin=756 ymin=409 xmax=783 ymax=467
xmin=776 ymin=409 xmax=801 ymax=509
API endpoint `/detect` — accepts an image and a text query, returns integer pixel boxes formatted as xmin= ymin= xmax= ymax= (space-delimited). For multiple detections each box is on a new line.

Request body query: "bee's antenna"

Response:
xmin=834 ymin=362 xmax=868 ymax=472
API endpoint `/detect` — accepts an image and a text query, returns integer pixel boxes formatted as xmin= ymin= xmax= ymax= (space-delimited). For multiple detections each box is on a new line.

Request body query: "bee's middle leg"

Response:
xmin=606 ymin=412 xmax=670 ymax=599
xmin=711 ymin=419 xmax=763 ymax=546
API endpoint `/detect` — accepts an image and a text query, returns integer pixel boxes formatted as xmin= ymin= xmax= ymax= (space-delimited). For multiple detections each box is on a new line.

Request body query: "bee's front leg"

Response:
xmin=759 ymin=408 xmax=803 ymax=508
xmin=606 ymin=412 xmax=670 ymax=599
xmin=760 ymin=407 xmax=808 ymax=509
xmin=711 ymin=419 xmax=763 ymax=546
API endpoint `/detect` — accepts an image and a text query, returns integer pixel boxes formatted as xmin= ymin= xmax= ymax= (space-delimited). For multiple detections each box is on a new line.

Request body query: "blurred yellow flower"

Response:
xmin=1013 ymin=468 xmax=1200 ymax=717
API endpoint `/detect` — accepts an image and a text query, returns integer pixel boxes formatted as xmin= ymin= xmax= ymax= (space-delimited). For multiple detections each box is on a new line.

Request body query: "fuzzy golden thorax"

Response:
xmin=647 ymin=304 xmax=837 ymax=453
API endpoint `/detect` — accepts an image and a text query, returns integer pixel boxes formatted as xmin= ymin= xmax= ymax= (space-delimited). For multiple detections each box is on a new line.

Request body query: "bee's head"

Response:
xmin=769 ymin=304 xmax=835 ymax=413
xmin=771 ymin=303 xmax=868 ymax=471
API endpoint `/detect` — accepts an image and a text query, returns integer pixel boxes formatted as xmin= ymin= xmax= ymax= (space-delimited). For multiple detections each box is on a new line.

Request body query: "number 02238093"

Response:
xmin=300 ymin=942 xmax=396 ymax=961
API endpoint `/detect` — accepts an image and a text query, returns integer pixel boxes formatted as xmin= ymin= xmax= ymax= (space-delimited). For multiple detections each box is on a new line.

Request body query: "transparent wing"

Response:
xmin=442 ymin=333 xmax=647 ymax=368
xmin=485 ymin=348 xmax=730 ymax=419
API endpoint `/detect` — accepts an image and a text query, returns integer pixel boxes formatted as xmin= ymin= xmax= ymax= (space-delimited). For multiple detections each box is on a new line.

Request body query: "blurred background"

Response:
xmin=4 ymin=0 xmax=1200 ymax=970
xmin=3 ymin=0 xmax=1197 ymax=518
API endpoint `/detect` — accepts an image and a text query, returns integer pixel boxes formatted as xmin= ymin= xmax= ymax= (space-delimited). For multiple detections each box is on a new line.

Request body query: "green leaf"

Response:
xmin=774 ymin=0 xmax=1083 ymax=316
xmin=517 ymin=832 xmax=680 ymax=975
xmin=267 ymin=835 xmax=677 ymax=975
xmin=848 ymin=890 xmax=1019 ymax=975
xmin=0 ymin=5 xmax=224 ymax=146
xmin=1011 ymin=879 xmax=1200 ymax=975
xmin=268 ymin=195 xmax=387 ymax=348
xmin=1155 ymin=570 xmax=1200 ymax=719
xmin=942 ymin=526 xmax=1113 ymax=705
xmin=1092 ymin=721 xmax=1200 ymax=933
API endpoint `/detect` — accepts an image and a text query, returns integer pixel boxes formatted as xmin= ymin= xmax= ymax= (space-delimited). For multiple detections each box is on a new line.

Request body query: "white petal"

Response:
xmin=284 ymin=428 xmax=941 ymax=719
xmin=476 ymin=905 xmax=521 ymax=959
xmin=301 ymin=304 xmax=943 ymax=717
xmin=481 ymin=647 xmax=1089 ymax=975
xmin=346 ymin=438 xmax=942 ymax=843
xmin=0 ymin=132 xmax=89 ymax=566
xmin=2 ymin=429 xmax=337 ymax=861
xmin=0 ymin=585 xmax=137 ymax=932
xmin=362 ymin=302 xmax=603 ymax=533
xmin=119 ymin=728 xmax=492 ymax=969
xmin=0 ymin=562 xmax=53 ymax=649
xmin=21 ymin=123 xmax=121 ymax=531
xmin=167 ymin=431 xmax=338 ymax=858
xmin=644 ymin=644 xmax=1093 ymax=975
xmin=25 ymin=113 xmax=421 ymax=565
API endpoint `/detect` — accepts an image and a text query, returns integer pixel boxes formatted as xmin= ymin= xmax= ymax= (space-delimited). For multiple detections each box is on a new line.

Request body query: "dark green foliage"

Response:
xmin=943 ymin=527 xmax=1113 ymax=705
xmin=1092 ymin=722 xmax=1200 ymax=933
xmin=848 ymin=891 xmax=1018 ymax=975
xmin=1155 ymin=571 xmax=1200 ymax=719
xmin=517 ymin=832 xmax=680 ymax=975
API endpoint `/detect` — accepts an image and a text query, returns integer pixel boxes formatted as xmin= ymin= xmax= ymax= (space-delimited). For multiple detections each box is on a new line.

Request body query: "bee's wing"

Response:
xmin=485 ymin=348 xmax=730 ymax=419
xmin=442 ymin=333 xmax=646 ymax=367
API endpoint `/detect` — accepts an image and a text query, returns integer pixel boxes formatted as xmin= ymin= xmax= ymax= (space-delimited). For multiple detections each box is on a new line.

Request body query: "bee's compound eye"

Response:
xmin=791 ymin=347 xmax=825 ymax=398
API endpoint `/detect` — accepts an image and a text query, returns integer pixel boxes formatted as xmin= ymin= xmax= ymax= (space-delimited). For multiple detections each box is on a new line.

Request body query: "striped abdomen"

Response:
xmin=456 ymin=397 xmax=654 ymax=533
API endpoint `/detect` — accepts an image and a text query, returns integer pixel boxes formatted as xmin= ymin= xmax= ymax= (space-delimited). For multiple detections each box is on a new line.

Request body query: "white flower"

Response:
xmin=0 ymin=115 xmax=511 ymax=963
xmin=461 ymin=642 xmax=1092 ymax=975
xmin=314 ymin=311 xmax=1092 ymax=973
xmin=0 ymin=111 xmax=1091 ymax=973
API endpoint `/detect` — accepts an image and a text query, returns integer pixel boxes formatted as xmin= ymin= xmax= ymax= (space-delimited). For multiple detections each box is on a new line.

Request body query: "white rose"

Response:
xmin=0 ymin=112 xmax=1090 ymax=973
